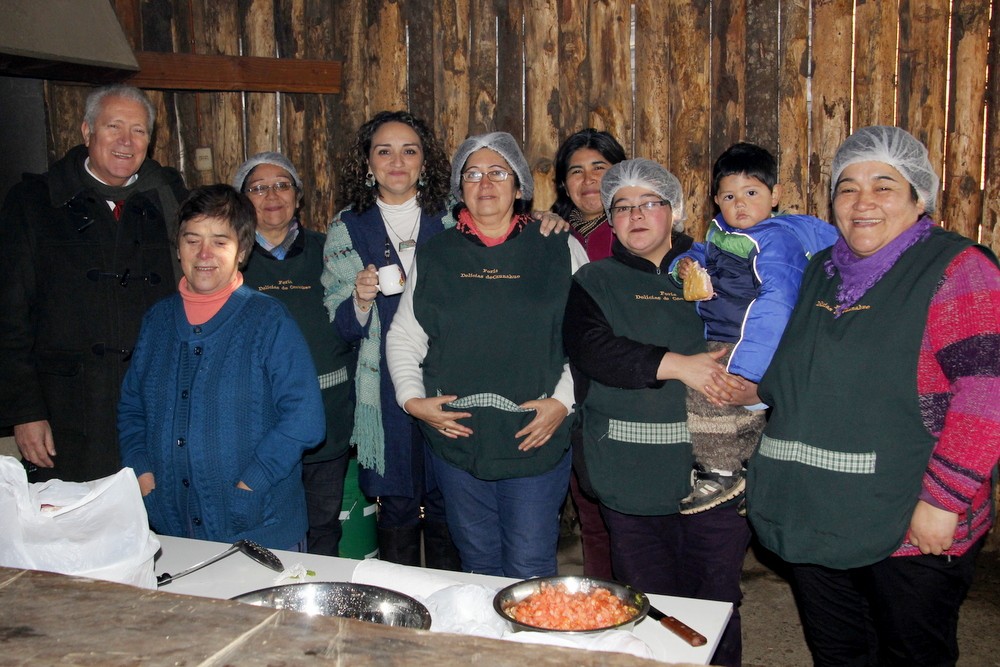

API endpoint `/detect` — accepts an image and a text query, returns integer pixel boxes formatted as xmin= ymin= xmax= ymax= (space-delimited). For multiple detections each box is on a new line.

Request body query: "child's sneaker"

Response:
xmin=679 ymin=466 xmax=745 ymax=514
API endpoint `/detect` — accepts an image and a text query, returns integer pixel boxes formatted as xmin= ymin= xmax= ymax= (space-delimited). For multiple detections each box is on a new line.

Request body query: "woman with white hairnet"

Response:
xmin=563 ymin=158 xmax=751 ymax=667
xmin=234 ymin=152 xmax=357 ymax=556
xmin=386 ymin=131 xmax=588 ymax=577
xmin=744 ymin=126 xmax=1000 ymax=666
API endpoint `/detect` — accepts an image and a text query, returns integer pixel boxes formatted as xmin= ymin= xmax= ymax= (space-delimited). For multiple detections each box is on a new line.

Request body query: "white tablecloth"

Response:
xmin=153 ymin=535 xmax=731 ymax=665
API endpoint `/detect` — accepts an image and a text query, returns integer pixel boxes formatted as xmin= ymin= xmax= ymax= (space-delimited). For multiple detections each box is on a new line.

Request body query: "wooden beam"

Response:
xmin=0 ymin=54 xmax=130 ymax=84
xmin=125 ymin=51 xmax=341 ymax=93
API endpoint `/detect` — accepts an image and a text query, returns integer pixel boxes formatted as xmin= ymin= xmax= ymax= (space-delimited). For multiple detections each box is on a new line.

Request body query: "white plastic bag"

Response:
xmin=0 ymin=456 xmax=160 ymax=588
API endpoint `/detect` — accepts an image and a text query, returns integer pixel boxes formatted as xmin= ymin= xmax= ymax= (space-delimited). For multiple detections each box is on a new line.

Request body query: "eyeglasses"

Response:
xmin=246 ymin=182 xmax=295 ymax=196
xmin=609 ymin=200 xmax=670 ymax=218
xmin=461 ymin=169 xmax=511 ymax=183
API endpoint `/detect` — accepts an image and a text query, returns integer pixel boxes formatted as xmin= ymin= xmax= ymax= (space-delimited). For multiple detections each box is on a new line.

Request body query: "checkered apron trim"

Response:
xmin=607 ymin=418 xmax=691 ymax=445
xmin=759 ymin=434 xmax=877 ymax=474
xmin=442 ymin=392 xmax=548 ymax=412
xmin=318 ymin=366 xmax=350 ymax=390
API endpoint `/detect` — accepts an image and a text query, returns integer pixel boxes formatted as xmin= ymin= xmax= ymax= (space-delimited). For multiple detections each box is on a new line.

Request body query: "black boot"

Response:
xmin=377 ymin=524 xmax=421 ymax=566
xmin=422 ymin=521 xmax=462 ymax=571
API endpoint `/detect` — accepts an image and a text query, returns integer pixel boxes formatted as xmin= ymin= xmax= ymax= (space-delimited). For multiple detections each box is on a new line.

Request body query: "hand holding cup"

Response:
xmin=354 ymin=265 xmax=379 ymax=305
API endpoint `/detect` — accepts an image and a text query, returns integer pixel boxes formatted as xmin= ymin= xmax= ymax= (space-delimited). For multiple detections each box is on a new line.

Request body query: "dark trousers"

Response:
xmin=377 ymin=489 xmax=457 ymax=570
xmin=377 ymin=425 xmax=446 ymax=528
xmin=570 ymin=470 xmax=614 ymax=579
xmin=377 ymin=486 xmax=448 ymax=526
xmin=302 ymin=451 xmax=350 ymax=556
xmin=568 ymin=427 xmax=614 ymax=579
xmin=376 ymin=438 xmax=459 ymax=570
xmin=789 ymin=539 xmax=983 ymax=667
xmin=600 ymin=502 xmax=751 ymax=667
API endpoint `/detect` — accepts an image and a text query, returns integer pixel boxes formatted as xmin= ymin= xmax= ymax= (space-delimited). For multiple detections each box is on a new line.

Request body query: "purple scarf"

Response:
xmin=823 ymin=216 xmax=935 ymax=317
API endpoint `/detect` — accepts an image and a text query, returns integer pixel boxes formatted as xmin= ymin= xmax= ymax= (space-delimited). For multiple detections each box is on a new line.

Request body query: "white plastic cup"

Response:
xmin=377 ymin=264 xmax=405 ymax=296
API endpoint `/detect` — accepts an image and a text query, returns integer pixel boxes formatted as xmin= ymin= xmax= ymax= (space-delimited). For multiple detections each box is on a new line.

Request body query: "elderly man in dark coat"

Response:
xmin=0 ymin=84 xmax=187 ymax=482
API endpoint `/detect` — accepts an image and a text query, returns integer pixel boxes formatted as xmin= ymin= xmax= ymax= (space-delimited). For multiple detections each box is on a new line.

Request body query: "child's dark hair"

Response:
xmin=711 ymin=142 xmax=778 ymax=197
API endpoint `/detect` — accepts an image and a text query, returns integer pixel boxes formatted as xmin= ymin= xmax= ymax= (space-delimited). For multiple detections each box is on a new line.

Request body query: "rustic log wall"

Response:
xmin=43 ymin=0 xmax=1000 ymax=255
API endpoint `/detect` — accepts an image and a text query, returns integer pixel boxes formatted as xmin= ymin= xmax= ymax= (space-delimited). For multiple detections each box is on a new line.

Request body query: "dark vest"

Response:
xmin=574 ymin=258 xmax=706 ymax=514
xmin=243 ymin=229 xmax=357 ymax=462
xmin=748 ymin=228 xmax=974 ymax=568
xmin=414 ymin=227 xmax=572 ymax=480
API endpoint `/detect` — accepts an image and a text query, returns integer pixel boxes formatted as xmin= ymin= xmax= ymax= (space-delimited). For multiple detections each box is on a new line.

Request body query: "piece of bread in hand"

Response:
xmin=683 ymin=263 xmax=715 ymax=301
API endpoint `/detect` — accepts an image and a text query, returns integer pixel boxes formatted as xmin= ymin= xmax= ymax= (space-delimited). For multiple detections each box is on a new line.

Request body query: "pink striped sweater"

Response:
xmin=894 ymin=247 xmax=1000 ymax=557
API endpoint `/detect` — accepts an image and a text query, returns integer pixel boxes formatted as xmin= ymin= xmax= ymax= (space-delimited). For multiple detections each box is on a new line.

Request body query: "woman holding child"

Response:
xmin=745 ymin=126 xmax=1000 ymax=666
xmin=563 ymin=158 xmax=750 ymax=667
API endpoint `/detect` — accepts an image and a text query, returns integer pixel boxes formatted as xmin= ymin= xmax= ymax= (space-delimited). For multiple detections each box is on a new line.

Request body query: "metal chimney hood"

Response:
xmin=0 ymin=0 xmax=138 ymax=83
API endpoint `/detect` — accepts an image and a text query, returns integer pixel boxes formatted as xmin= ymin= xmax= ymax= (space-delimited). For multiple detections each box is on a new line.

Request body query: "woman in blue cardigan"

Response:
xmin=119 ymin=185 xmax=325 ymax=550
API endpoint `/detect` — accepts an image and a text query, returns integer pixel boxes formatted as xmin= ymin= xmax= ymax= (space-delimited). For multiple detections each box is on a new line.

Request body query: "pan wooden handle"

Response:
xmin=658 ymin=615 xmax=708 ymax=646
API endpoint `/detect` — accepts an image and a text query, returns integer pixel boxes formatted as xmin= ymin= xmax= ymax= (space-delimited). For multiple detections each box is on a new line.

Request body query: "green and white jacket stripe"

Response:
xmin=572 ymin=257 xmax=706 ymax=515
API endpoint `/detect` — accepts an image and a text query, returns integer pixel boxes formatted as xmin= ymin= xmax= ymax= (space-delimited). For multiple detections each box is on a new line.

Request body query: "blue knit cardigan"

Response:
xmin=118 ymin=286 xmax=325 ymax=549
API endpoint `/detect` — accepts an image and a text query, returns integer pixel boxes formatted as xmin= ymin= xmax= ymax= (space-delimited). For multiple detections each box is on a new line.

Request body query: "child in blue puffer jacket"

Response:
xmin=672 ymin=143 xmax=839 ymax=514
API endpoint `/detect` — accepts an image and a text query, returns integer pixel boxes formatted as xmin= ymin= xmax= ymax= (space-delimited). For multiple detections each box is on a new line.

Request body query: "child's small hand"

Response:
xmin=676 ymin=258 xmax=697 ymax=281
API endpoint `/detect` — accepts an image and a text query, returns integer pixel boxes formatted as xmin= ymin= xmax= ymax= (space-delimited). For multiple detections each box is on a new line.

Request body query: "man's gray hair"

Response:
xmin=83 ymin=85 xmax=156 ymax=132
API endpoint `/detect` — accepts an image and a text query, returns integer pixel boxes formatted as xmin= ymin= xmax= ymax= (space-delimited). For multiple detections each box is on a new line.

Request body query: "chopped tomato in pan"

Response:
xmin=508 ymin=582 xmax=636 ymax=631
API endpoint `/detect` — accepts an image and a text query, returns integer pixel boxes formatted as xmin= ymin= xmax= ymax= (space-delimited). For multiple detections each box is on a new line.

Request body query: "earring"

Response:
xmin=417 ymin=169 xmax=427 ymax=189
xmin=365 ymin=171 xmax=376 ymax=188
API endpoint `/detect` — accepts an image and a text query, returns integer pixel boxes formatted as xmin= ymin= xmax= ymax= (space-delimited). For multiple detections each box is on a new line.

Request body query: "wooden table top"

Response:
xmin=0 ymin=566 xmax=704 ymax=666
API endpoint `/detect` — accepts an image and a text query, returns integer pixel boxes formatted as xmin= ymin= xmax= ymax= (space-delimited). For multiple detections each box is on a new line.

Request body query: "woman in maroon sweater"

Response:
xmin=546 ymin=128 xmax=627 ymax=580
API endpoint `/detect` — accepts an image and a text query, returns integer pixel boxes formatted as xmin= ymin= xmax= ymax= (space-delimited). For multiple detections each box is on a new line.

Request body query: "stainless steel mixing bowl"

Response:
xmin=493 ymin=575 xmax=649 ymax=633
xmin=231 ymin=581 xmax=432 ymax=629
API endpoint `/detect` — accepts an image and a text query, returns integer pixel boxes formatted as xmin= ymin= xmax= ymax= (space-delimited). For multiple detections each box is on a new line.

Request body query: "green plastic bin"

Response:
xmin=338 ymin=456 xmax=378 ymax=559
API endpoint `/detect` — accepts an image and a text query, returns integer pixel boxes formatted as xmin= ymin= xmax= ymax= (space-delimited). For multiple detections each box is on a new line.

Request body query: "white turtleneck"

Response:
xmin=377 ymin=195 xmax=421 ymax=274
xmin=354 ymin=195 xmax=424 ymax=324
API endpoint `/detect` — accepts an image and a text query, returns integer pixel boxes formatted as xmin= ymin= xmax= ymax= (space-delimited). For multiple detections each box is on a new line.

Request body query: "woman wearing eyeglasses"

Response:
xmin=562 ymin=159 xmax=749 ymax=666
xmin=386 ymin=132 xmax=588 ymax=577
xmin=233 ymin=152 xmax=357 ymax=557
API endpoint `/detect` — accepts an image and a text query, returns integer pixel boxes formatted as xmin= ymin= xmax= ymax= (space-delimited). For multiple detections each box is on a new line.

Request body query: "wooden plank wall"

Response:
xmin=43 ymin=0 xmax=999 ymax=254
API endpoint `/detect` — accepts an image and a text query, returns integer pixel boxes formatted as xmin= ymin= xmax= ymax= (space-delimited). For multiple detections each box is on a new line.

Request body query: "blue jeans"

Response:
xmin=430 ymin=448 xmax=571 ymax=578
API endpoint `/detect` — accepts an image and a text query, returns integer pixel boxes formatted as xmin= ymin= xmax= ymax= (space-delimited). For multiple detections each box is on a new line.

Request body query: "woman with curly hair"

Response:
xmin=321 ymin=110 xmax=460 ymax=569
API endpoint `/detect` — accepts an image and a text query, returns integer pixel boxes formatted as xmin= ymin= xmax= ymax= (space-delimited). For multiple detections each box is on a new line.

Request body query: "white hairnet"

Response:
xmin=451 ymin=131 xmax=533 ymax=201
xmin=232 ymin=151 xmax=304 ymax=204
xmin=600 ymin=158 xmax=685 ymax=231
xmin=831 ymin=126 xmax=939 ymax=213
